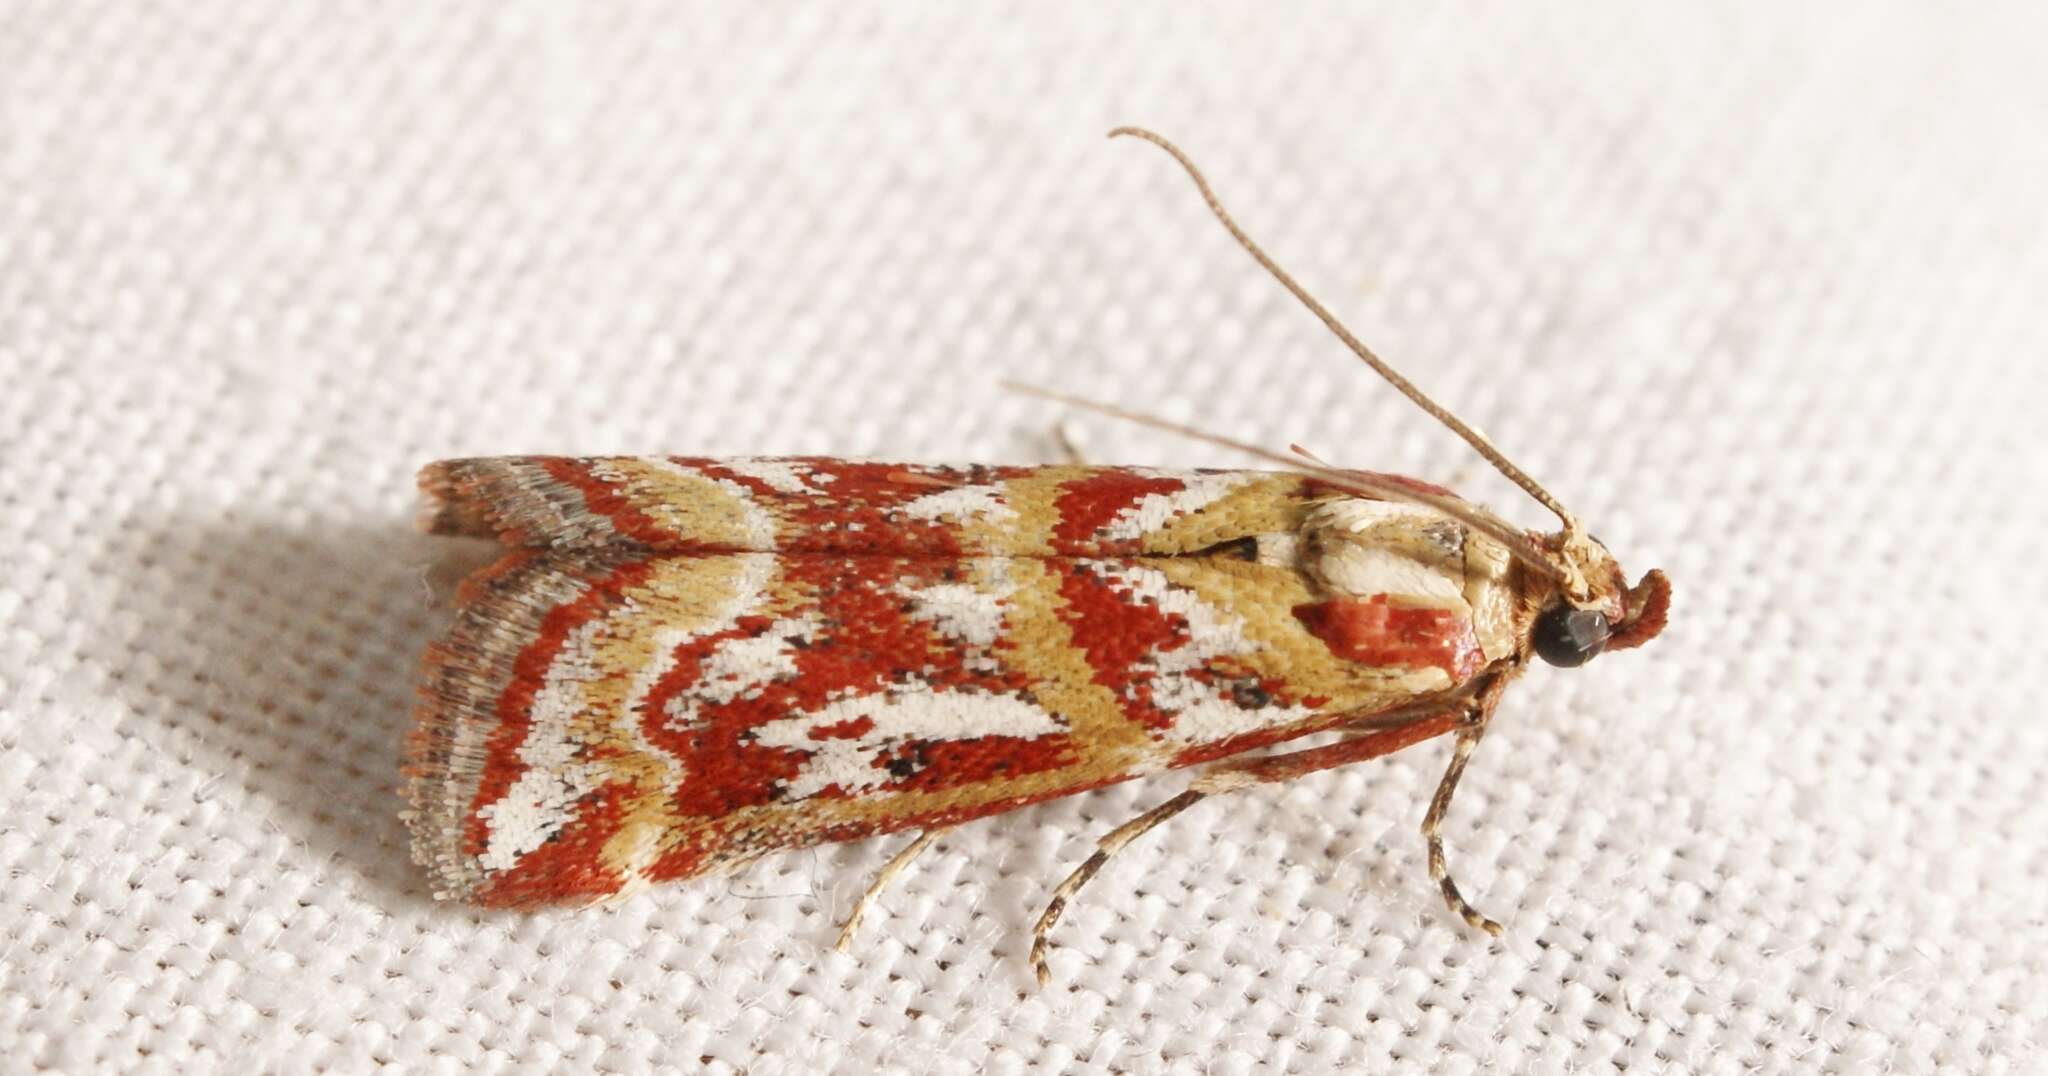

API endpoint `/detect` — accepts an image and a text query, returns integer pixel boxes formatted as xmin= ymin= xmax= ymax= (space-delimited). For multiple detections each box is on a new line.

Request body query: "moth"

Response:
xmin=402 ymin=128 xmax=1671 ymax=984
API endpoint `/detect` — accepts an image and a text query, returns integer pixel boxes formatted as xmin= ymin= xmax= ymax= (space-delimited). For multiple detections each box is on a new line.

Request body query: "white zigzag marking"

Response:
xmin=1099 ymin=471 xmax=1254 ymax=541
xmin=901 ymin=484 xmax=1016 ymax=527
xmin=753 ymin=689 xmax=1065 ymax=800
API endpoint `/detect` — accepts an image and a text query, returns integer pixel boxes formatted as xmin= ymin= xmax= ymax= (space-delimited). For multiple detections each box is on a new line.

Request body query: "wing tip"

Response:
xmin=416 ymin=458 xmax=495 ymax=538
xmin=401 ymin=544 xmax=648 ymax=906
xmin=416 ymin=456 xmax=629 ymax=550
xmin=400 ymin=548 xmax=576 ymax=904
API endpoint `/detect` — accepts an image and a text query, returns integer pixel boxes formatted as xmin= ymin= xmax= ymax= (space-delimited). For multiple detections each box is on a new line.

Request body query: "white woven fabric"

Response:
xmin=4 ymin=3 xmax=2044 ymax=1072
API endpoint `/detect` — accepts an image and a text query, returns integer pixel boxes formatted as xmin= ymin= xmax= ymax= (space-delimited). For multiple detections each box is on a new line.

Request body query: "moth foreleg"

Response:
xmin=1192 ymin=707 xmax=1510 ymax=940
xmin=835 ymin=828 xmax=944 ymax=953
xmin=1424 ymin=718 xmax=1504 ymax=937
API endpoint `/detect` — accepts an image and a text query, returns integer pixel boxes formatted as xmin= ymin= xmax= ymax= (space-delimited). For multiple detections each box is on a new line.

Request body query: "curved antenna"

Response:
xmin=1005 ymin=381 xmax=1569 ymax=585
xmin=1107 ymin=126 xmax=1582 ymax=542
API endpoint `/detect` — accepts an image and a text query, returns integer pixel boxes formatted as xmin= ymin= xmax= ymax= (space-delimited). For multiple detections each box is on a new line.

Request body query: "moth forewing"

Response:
xmin=404 ymin=461 xmax=1518 ymax=902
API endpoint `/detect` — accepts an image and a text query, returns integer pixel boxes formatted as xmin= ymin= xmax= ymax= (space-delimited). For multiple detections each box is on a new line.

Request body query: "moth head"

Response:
xmin=1529 ymin=534 xmax=1670 ymax=668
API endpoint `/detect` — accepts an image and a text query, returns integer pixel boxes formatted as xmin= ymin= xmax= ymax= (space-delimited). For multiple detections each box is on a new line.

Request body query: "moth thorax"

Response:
xmin=1301 ymin=499 xmax=1469 ymax=607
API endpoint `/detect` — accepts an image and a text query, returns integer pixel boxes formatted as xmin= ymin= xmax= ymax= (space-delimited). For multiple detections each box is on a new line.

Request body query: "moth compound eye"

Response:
xmin=1532 ymin=605 xmax=1611 ymax=668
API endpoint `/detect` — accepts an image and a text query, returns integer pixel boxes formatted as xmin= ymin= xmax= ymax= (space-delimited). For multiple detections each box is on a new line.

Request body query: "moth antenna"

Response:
xmin=1108 ymin=126 xmax=1582 ymax=543
xmin=1004 ymin=382 xmax=1568 ymax=585
xmin=1288 ymin=443 xmax=1331 ymax=466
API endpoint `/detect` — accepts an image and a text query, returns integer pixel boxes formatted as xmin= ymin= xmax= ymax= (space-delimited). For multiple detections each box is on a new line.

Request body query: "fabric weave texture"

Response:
xmin=2 ymin=3 xmax=2043 ymax=1073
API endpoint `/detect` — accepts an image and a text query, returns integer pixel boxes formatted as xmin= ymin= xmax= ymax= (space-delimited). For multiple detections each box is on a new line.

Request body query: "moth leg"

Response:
xmin=1424 ymin=718 xmax=1504 ymax=936
xmin=1196 ymin=705 xmax=1513 ymax=937
xmin=1030 ymin=789 xmax=1206 ymax=986
xmin=1030 ymin=711 xmax=1462 ymax=986
xmin=1196 ymin=710 xmax=1464 ymax=788
xmin=835 ymin=828 xmax=944 ymax=953
xmin=1187 ymin=702 xmax=1510 ymax=938
xmin=1054 ymin=420 xmax=1087 ymax=465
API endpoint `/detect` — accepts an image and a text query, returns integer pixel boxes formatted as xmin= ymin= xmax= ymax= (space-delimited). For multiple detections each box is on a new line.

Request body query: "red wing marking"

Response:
xmin=1050 ymin=471 xmax=1193 ymax=552
xmin=1051 ymin=560 xmax=1189 ymax=731
xmin=1293 ymin=595 xmax=1483 ymax=682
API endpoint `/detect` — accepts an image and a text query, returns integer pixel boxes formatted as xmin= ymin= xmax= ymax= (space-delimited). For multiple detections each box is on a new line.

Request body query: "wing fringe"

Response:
xmin=401 ymin=546 xmax=637 ymax=901
xmin=417 ymin=457 xmax=621 ymax=549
